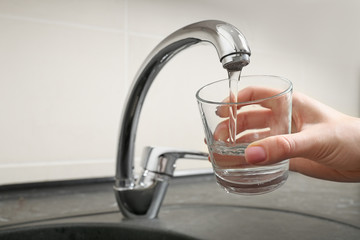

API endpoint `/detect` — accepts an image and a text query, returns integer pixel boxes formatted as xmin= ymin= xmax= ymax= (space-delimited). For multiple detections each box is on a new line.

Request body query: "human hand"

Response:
xmin=211 ymin=86 xmax=291 ymax=169
xmin=243 ymin=91 xmax=360 ymax=182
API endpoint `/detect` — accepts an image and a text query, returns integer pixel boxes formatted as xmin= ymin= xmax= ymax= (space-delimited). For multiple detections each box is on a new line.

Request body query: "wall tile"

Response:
xmin=0 ymin=0 xmax=125 ymax=30
xmin=0 ymin=18 xmax=125 ymax=163
xmin=1 ymin=0 xmax=360 ymax=184
xmin=127 ymin=0 xmax=223 ymax=36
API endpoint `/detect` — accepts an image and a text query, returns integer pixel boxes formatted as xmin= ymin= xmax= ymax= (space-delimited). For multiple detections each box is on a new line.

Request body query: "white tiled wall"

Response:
xmin=1 ymin=0 xmax=359 ymax=184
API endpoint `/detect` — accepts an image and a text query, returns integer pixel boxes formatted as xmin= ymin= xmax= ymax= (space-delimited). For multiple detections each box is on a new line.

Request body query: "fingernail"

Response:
xmin=214 ymin=124 xmax=229 ymax=141
xmin=245 ymin=146 xmax=267 ymax=164
xmin=215 ymin=106 xmax=222 ymax=116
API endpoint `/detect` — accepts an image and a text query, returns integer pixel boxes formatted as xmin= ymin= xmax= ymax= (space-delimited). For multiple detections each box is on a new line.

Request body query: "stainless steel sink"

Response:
xmin=0 ymin=222 xmax=197 ymax=240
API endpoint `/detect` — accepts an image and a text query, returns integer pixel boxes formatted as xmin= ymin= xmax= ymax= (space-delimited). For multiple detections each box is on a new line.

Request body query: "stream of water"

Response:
xmin=227 ymin=70 xmax=242 ymax=144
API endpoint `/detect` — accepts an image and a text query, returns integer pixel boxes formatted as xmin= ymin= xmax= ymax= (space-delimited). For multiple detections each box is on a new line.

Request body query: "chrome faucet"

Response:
xmin=114 ymin=20 xmax=251 ymax=219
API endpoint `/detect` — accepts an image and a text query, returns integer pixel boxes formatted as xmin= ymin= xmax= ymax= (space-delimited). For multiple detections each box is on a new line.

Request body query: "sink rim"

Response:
xmin=0 ymin=222 xmax=198 ymax=240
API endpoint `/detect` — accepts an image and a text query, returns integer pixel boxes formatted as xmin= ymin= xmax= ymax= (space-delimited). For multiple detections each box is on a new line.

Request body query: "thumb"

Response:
xmin=245 ymin=133 xmax=310 ymax=165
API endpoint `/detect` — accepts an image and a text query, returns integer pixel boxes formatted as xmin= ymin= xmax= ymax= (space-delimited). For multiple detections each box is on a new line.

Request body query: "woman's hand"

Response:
xmin=245 ymin=92 xmax=360 ymax=182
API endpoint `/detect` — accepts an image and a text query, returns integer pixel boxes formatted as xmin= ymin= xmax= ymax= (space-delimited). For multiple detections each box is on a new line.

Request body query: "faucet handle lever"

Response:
xmin=115 ymin=147 xmax=208 ymax=219
xmin=141 ymin=146 xmax=208 ymax=176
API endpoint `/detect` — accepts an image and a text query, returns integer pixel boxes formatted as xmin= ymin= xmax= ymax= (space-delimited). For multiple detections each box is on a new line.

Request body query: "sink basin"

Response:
xmin=2 ymin=204 xmax=358 ymax=240
xmin=0 ymin=174 xmax=358 ymax=239
xmin=0 ymin=223 xmax=197 ymax=240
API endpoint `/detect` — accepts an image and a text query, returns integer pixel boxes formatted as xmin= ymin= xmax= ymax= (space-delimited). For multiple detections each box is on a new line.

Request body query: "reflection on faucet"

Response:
xmin=114 ymin=20 xmax=251 ymax=219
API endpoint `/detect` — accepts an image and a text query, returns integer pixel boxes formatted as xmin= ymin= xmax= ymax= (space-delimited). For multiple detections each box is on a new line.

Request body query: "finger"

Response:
xmin=237 ymin=86 xmax=281 ymax=102
xmin=236 ymin=129 xmax=271 ymax=143
xmin=244 ymin=132 xmax=311 ymax=165
xmin=211 ymin=152 xmax=247 ymax=168
xmin=214 ymin=109 xmax=272 ymax=141
xmin=216 ymin=87 xmax=281 ymax=117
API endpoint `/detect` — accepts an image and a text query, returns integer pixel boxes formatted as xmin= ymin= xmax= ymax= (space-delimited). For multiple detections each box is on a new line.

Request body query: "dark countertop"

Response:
xmin=0 ymin=172 xmax=359 ymax=239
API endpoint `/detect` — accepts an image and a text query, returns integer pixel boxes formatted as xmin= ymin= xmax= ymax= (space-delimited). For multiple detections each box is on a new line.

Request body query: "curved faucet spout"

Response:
xmin=114 ymin=20 xmax=251 ymax=218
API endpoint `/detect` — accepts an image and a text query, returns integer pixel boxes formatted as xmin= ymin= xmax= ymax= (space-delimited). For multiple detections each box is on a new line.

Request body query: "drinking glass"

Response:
xmin=196 ymin=75 xmax=293 ymax=195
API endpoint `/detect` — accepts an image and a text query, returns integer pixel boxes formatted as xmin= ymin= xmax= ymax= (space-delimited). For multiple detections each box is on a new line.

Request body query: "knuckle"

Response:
xmin=276 ymin=135 xmax=294 ymax=158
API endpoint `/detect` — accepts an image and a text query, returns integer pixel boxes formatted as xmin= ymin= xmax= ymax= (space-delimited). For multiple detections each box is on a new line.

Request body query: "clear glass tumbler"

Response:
xmin=196 ymin=75 xmax=293 ymax=195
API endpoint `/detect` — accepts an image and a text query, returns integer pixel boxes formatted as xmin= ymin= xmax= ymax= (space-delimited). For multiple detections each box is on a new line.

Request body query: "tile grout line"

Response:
xmin=123 ymin=0 xmax=129 ymax=90
xmin=0 ymin=14 xmax=163 ymax=39
xmin=0 ymin=159 xmax=115 ymax=168
xmin=0 ymin=14 xmax=123 ymax=34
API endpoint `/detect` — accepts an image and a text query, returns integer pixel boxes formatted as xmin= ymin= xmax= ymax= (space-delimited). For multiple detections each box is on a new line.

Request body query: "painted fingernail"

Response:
xmin=245 ymin=146 xmax=267 ymax=164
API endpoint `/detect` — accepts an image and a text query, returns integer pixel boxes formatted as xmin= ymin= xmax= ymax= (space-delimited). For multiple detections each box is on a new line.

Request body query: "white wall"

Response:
xmin=1 ymin=0 xmax=359 ymax=185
